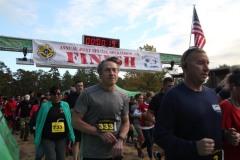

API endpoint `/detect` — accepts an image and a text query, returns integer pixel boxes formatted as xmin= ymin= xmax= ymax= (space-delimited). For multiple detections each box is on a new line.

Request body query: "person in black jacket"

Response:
xmin=146 ymin=77 xmax=174 ymax=160
xmin=66 ymin=80 xmax=84 ymax=160
xmin=16 ymin=94 xmax=33 ymax=141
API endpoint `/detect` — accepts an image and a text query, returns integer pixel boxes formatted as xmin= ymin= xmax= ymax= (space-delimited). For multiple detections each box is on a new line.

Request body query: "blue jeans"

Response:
xmin=41 ymin=138 xmax=66 ymax=160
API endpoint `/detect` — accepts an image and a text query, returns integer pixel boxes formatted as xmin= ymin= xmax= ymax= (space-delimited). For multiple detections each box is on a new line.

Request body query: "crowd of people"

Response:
xmin=0 ymin=48 xmax=240 ymax=160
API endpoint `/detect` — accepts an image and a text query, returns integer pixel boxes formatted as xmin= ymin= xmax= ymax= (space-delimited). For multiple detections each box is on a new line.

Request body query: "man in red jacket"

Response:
xmin=4 ymin=96 xmax=18 ymax=131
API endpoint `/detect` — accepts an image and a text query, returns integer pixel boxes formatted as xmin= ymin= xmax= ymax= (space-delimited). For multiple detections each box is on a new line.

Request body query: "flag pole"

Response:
xmin=189 ymin=4 xmax=196 ymax=47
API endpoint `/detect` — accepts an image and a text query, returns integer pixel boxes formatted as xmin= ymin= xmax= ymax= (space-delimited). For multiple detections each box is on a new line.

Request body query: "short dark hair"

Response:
xmin=75 ymin=80 xmax=83 ymax=85
xmin=134 ymin=93 xmax=143 ymax=99
xmin=50 ymin=85 xmax=61 ymax=95
xmin=28 ymin=90 xmax=35 ymax=95
xmin=163 ymin=77 xmax=174 ymax=85
xmin=39 ymin=97 xmax=48 ymax=105
xmin=181 ymin=46 xmax=206 ymax=64
xmin=97 ymin=57 xmax=120 ymax=75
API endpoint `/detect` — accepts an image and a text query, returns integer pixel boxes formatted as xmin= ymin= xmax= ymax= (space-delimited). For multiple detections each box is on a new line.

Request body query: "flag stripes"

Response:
xmin=191 ymin=7 xmax=206 ymax=49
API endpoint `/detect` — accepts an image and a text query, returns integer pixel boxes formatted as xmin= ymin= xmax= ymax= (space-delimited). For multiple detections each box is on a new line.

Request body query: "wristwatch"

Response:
xmin=117 ymin=135 xmax=125 ymax=141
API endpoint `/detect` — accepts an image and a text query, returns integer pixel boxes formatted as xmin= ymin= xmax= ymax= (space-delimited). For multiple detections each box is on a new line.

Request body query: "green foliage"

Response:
xmin=121 ymin=44 xmax=165 ymax=93
xmin=61 ymin=70 xmax=73 ymax=91
xmin=123 ymin=71 xmax=164 ymax=92
xmin=73 ymin=69 xmax=99 ymax=88
xmin=138 ymin=44 xmax=156 ymax=52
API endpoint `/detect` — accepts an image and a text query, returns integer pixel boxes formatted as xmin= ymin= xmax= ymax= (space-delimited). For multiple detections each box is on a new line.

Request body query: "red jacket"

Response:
xmin=137 ymin=102 xmax=154 ymax=128
xmin=4 ymin=100 xmax=18 ymax=116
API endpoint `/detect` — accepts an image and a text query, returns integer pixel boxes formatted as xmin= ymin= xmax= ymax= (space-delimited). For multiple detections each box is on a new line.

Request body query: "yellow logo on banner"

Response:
xmin=37 ymin=44 xmax=55 ymax=59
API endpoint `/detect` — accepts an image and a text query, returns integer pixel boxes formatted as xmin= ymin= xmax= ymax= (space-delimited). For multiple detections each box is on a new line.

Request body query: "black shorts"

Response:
xmin=73 ymin=128 xmax=81 ymax=142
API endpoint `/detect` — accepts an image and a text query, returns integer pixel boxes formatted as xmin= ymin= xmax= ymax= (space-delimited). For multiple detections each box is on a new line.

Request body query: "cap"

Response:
xmin=24 ymin=94 xmax=30 ymax=100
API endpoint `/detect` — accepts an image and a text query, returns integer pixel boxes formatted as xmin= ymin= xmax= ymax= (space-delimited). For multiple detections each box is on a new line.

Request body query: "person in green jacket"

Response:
xmin=34 ymin=85 xmax=75 ymax=160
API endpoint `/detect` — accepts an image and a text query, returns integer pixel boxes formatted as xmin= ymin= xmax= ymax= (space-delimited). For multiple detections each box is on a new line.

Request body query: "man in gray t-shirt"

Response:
xmin=72 ymin=57 xmax=130 ymax=159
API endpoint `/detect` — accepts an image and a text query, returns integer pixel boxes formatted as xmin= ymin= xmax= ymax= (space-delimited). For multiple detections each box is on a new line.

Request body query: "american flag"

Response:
xmin=191 ymin=7 xmax=206 ymax=49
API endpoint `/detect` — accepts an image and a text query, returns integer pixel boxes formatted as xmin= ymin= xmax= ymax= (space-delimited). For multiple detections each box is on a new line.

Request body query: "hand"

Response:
xmin=98 ymin=132 xmax=117 ymax=144
xmin=110 ymin=139 xmax=123 ymax=158
xmin=225 ymin=128 xmax=240 ymax=146
xmin=196 ymin=138 xmax=215 ymax=156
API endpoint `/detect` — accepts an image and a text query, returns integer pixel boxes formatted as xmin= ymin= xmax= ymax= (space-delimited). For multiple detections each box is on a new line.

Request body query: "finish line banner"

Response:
xmin=32 ymin=39 xmax=162 ymax=72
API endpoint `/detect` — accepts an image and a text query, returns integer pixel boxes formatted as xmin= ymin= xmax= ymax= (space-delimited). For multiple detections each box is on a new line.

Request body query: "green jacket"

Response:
xmin=34 ymin=101 xmax=75 ymax=149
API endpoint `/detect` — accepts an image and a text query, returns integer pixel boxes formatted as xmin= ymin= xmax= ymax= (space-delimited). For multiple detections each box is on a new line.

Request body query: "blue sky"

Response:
xmin=1 ymin=0 xmax=240 ymax=76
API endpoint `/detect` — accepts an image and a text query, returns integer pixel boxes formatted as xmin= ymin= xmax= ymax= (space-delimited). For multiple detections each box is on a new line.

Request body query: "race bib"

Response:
xmin=212 ymin=104 xmax=221 ymax=113
xmin=207 ymin=149 xmax=223 ymax=160
xmin=98 ymin=119 xmax=117 ymax=133
xmin=52 ymin=122 xmax=65 ymax=133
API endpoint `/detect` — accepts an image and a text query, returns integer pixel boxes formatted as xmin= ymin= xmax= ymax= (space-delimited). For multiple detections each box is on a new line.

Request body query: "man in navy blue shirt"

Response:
xmin=154 ymin=47 xmax=240 ymax=160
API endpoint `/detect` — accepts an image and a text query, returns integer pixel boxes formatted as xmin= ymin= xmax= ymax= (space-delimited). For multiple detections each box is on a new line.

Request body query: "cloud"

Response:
xmin=1 ymin=0 xmax=240 ymax=74
xmin=0 ymin=0 xmax=39 ymax=24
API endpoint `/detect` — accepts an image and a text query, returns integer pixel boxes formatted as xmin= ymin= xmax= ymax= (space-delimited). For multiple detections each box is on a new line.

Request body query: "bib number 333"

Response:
xmin=98 ymin=119 xmax=117 ymax=133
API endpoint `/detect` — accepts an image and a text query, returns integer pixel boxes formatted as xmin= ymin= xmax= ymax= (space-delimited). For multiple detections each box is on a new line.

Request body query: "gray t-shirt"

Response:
xmin=74 ymin=84 xmax=129 ymax=159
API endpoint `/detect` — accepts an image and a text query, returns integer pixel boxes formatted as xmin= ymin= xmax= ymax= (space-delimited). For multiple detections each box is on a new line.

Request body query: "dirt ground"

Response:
xmin=16 ymin=134 xmax=165 ymax=160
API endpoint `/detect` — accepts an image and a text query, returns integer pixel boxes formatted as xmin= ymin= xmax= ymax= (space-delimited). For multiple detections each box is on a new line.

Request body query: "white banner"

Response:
xmin=32 ymin=39 xmax=162 ymax=72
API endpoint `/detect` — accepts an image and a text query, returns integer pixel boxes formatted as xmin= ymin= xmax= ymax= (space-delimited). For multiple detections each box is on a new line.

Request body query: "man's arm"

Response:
xmin=71 ymin=111 xmax=99 ymax=136
xmin=118 ymin=114 xmax=130 ymax=139
xmin=110 ymin=114 xmax=130 ymax=157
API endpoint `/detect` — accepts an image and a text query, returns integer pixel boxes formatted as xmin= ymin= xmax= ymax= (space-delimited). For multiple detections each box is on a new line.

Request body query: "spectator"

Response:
xmin=147 ymin=77 xmax=174 ymax=124
xmin=4 ymin=96 xmax=18 ymax=131
xmin=146 ymin=77 xmax=174 ymax=160
xmin=29 ymin=90 xmax=38 ymax=105
xmin=16 ymin=94 xmax=33 ymax=141
xmin=44 ymin=92 xmax=51 ymax=101
xmin=62 ymin=92 xmax=69 ymax=101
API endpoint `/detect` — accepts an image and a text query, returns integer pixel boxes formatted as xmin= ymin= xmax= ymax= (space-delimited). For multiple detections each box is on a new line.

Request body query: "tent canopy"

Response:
xmin=116 ymin=85 xmax=141 ymax=98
